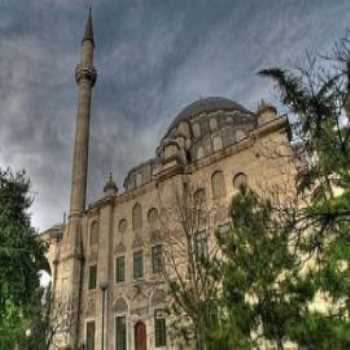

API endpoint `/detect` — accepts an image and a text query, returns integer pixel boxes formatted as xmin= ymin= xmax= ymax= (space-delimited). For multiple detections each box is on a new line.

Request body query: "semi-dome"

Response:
xmin=166 ymin=96 xmax=254 ymax=134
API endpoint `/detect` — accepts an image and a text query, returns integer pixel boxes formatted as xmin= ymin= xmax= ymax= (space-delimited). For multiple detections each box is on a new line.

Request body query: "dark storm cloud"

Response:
xmin=1 ymin=0 xmax=350 ymax=230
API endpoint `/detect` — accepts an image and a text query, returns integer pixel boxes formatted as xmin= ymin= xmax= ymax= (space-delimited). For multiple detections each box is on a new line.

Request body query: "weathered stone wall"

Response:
xmin=44 ymin=108 xmax=297 ymax=350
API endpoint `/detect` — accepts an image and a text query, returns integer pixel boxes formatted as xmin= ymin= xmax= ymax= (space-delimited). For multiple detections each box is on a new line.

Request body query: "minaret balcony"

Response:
xmin=75 ymin=64 xmax=97 ymax=86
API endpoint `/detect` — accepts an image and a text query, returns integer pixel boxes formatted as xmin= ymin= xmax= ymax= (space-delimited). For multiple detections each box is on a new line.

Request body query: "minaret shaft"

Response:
xmin=69 ymin=26 xmax=97 ymax=217
xmin=69 ymin=79 xmax=92 ymax=215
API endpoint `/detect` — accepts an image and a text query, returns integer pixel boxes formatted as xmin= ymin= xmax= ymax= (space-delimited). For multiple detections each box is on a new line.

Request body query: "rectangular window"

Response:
xmin=133 ymin=251 xmax=143 ymax=279
xmin=115 ymin=316 xmax=127 ymax=350
xmin=86 ymin=321 xmax=95 ymax=350
xmin=116 ymin=256 xmax=125 ymax=283
xmin=194 ymin=231 xmax=208 ymax=260
xmin=152 ymin=245 xmax=163 ymax=273
xmin=154 ymin=309 xmax=167 ymax=347
xmin=88 ymin=265 xmax=97 ymax=290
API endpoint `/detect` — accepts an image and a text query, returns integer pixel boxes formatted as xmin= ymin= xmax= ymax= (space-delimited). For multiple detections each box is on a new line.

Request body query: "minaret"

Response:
xmin=61 ymin=8 xmax=97 ymax=349
xmin=70 ymin=6 xmax=97 ymax=217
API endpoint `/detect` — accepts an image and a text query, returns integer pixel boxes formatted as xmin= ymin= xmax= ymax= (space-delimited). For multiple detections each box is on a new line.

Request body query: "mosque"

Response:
xmin=41 ymin=9 xmax=296 ymax=350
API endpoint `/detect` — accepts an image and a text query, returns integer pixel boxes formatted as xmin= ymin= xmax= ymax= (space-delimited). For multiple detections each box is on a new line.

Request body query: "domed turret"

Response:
xmin=103 ymin=172 xmax=118 ymax=196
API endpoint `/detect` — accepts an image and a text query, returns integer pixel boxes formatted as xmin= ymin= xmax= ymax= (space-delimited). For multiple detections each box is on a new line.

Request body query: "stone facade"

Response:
xmin=40 ymin=10 xmax=298 ymax=350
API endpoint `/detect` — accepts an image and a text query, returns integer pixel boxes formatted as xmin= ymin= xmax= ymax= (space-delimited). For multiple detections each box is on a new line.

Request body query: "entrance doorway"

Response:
xmin=134 ymin=321 xmax=147 ymax=350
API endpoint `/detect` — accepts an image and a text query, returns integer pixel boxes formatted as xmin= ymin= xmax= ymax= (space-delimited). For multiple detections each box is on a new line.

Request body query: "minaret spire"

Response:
xmin=82 ymin=6 xmax=95 ymax=47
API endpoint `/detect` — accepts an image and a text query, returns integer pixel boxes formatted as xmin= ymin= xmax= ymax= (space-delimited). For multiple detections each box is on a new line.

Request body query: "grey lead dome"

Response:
xmin=167 ymin=96 xmax=255 ymax=133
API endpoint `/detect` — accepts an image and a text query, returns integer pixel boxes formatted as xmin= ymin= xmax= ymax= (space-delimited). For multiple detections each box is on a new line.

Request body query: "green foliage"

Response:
xmin=208 ymin=37 xmax=350 ymax=349
xmin=288 ymin=312 xmax=350 ymax=350
xmin=257 ymin=40 xmax=350 ymax=347
xmin=17 ymin=285 xmax=56 ymax=350
xmin=209 ymin=186 xmax=308 ymax=349
xmin=0 ymin=168 xmax=47 ymax=348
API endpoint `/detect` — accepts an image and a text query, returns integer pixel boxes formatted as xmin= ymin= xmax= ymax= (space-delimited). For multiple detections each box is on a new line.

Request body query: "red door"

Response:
xmin=135 ymin=321 xmax=147 ymax=350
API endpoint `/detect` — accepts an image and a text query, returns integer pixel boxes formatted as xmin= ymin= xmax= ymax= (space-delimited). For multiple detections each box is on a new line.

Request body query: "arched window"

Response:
xmin=209 ymin=118 xmax=218 ymax=130
xmin=132 ymin=203 xmax=143 ymax=230
xmin=148 ymin=208 xmax=159 ymax=228
xmin=136 ymin=173 xmax=143 ymax=187
xmin=118 ymin=218 xmax=127 ymax=234
xmin=213 ymin=135 xmax=223 ymax=151
xmin=194 ymin=188 xmax=206 ymax=207
xmin=235 ymin=130 xmax=246 ymax=142
xmin=233 ymin=172 xmax=247 ymax=189
xmin=193 ymin=123 xmax=201 ymax=138
xmin=90 ymin=221 xmax=99 ymax=245
xmin=211 ymin=170 xmax=226 ymax=199
xmin=193 ymin=188 xmax=207 ymax=227
xmin=197 ymin=147 xmax=204 ymax=159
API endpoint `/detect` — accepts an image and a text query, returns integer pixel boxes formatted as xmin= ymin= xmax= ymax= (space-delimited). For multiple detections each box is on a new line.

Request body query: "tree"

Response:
xmin=205 ymin=36 xmax=350 ymax=349
xmin=159 ymin=183 xmax=220 ymax=350
xmin=208 ymin=185 xmax=312 ymax=350
xmin=255 ymin=37 xmax=350 ymax=347
xmin=0 ymin=168 xmax=47 ymax=348
xmin=18 ymin=283 xmax=75 ymax=350
xmin=205 ymin=39 xmax=350 ymax=349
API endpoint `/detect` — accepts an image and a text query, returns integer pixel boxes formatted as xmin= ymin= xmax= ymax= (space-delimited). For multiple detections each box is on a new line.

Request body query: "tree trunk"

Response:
xmin=277 ymin=338 xmax=284 ymax=350
xmin=195 ymin=323 xmax=206 ymax=350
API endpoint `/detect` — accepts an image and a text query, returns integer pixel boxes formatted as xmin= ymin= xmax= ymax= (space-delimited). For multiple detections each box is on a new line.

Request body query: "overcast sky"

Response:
xmin=1 ymin=0 xmax=350 ymax=231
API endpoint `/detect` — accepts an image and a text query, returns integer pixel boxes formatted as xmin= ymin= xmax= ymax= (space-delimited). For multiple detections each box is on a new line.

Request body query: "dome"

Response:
xmin=166 ymin=97 xmax=254 ymax=134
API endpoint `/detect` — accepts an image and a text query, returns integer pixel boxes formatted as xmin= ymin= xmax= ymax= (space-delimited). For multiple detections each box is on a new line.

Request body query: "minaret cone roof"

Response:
xmin=82 ymin=7 xmax=95 ymax=47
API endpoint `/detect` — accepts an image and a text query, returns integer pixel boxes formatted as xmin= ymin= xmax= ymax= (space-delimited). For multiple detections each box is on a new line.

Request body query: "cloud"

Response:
xmin=0 ymin=0 xmax=350 ymax=230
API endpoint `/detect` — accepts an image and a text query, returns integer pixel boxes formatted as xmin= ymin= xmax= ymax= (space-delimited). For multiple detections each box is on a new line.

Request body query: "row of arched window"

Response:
xmin=192 ymin=115 xmax=239 ymax=139
xmin=89 ymin=206 xmax=160 ymax=244
xmin=89 ymin=171 xmax=247 ymax=244
xmin=196 ymin=129 xmax=247 ymax=160
xmin=130 ymin=204 xmax=159 ymax=231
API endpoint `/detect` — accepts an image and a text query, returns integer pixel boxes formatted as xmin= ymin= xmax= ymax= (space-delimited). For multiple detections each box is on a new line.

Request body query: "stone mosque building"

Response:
xmin=41 ymin=9 xmax=297 ymax=350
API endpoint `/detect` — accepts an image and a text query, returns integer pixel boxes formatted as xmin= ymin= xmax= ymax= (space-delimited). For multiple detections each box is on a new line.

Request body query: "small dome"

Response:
xmin=166 ymin=97 xmax=254 ymax=135
xmin=103 ymin=172 xmax=118 ymax=195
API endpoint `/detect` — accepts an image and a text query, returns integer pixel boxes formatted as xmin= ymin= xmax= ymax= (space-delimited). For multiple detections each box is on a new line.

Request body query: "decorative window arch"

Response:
xmin=114 ymin=297 xmax=128 ymax=313
xmin=114 ymin=297 xmax=128 ymax=350
xmin=211 ymin=170 xmax=226 ymax=199
xmin=90 ymin=221 xmax=99 ymax=245
xmin=233 ymin=172 xmax=248 ymax=189
xmin=132 ymin=203 xmax=143 ymax=230
xmin=151 ymin=289 xmax=167 ymax=306
xmin=118 ymin=218 xmax=127 ymax=234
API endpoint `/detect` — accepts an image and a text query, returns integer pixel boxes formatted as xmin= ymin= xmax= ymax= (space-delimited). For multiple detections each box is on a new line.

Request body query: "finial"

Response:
xmin=103 ymin=171 xmax=118 ymax=195
xmin=82 ymin=5 xmax=95 ymax=47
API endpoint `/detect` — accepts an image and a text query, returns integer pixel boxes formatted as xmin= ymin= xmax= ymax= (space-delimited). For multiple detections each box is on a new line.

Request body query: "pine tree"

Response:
xmin=256 ymin=38 xmax=350 ymax=348
xmin=208 ymin=185 xmax=311 ymax=349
